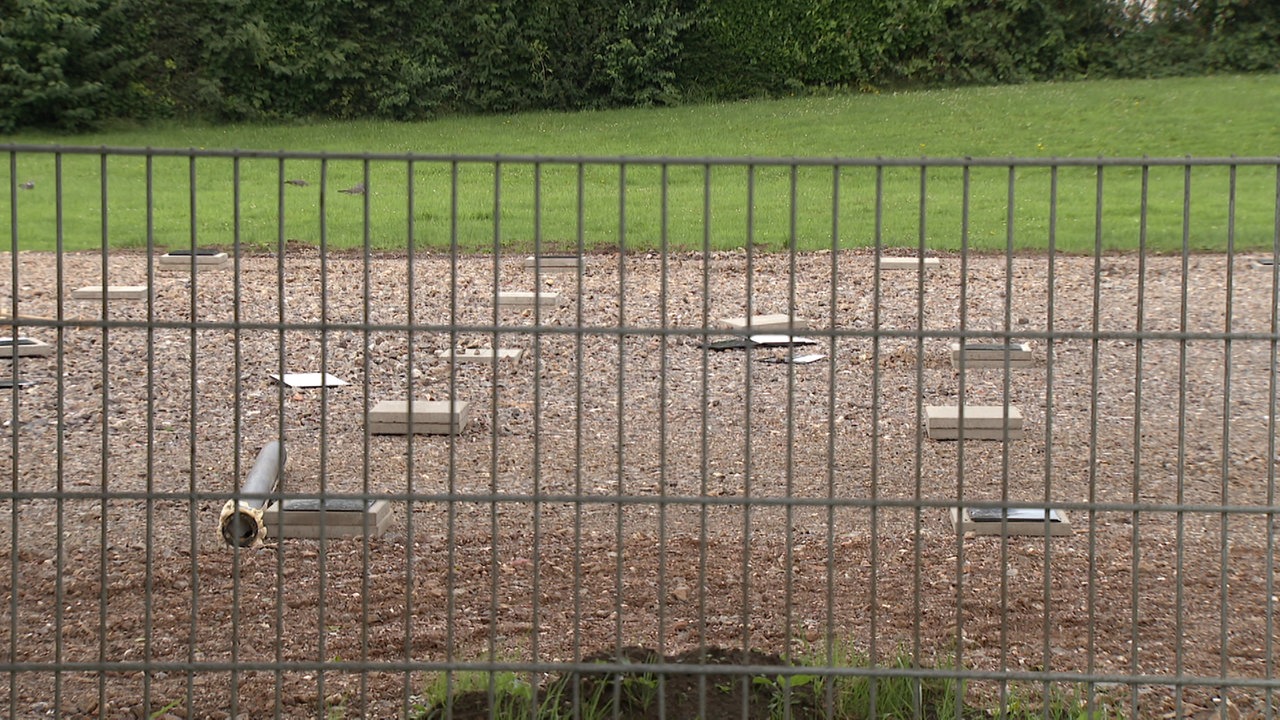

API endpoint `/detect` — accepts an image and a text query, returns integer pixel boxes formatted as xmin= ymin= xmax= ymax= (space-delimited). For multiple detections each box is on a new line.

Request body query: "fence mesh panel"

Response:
xmin=1 ymin=147 xmax=1279 ymax=719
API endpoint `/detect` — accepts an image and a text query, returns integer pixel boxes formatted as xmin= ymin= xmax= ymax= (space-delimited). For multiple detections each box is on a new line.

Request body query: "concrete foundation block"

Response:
xmin=368 ymin=399 xmax=470 ymax=435
xmin=717 ymin=313 xmax=808 ymax=332
xmin=436 ymin=348 xmax=525 ymax=364
xmin=264 ymin=498 xmax=392 ymax=539
xmin=72 ymin=285 xmax=148 ymax=300
xmin=926 ymin=405 xmax=1023 ymax=440
xmin=879 ymin=257 xmax=940 ymax=271
xmin=158 ymin=251 xmax=229 ymax=269
xmin=497 ymin=291 xmax=562 ymax=307
xmin=951 ymin=506 xmax=1073 ymax=536
xmin=523 ymin=255 xmax=581 ymax=272
xmin=950 ymin=342 xmax=1033 ymax=369
xmin=0 ymin=337 xmax=53 ymax=358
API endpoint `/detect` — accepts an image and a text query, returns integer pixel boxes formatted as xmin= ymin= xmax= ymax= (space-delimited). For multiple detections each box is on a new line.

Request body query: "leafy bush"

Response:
xmin=0 ymin=0 xmax=1275 ymax=131
xmin=0 ymin=0 xmax=148 ymax=132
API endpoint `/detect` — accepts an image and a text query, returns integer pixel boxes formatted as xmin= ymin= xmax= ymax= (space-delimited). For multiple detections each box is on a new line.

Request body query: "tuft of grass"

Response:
xmin=412 ymin=645 xmax=1127 ymax=720
xmin=3 ymin=75 xmax=1277 ymax=254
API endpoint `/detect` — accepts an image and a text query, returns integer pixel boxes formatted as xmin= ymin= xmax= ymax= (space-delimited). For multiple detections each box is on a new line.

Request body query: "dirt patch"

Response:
xmin=0 ymin=248 xmax=1273 ymax=719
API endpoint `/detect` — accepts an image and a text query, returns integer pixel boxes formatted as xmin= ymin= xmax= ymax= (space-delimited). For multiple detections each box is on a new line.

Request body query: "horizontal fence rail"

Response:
xmin=0 ymin=147 xmax=1279 ymax=719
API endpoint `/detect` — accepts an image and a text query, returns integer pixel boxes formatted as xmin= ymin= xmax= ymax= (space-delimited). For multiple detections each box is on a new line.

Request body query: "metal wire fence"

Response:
xmin=1 ymin=147 xmax=1279 ymax=719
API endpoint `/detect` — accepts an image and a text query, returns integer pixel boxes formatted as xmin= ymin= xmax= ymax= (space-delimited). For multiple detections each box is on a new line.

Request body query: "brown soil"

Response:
xmin=0 ymin=248 xmax=1274 ymax=719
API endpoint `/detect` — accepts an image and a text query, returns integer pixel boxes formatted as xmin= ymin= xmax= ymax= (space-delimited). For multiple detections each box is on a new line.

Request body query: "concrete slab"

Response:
xmin=928 ymin=427 xmax=1025 ymax=441
xmin=264 ymin=499 xmax=392 ymax=539
xmin=925 ymin=405 xmax=1023 ymax=429
xmin=951 ymin=506 xmax=1073 ymax=536
xmin=717 ymin=314 xmax=809 ymax=332
xmin=368 ymin=399 xmax=470 ymax=434
xmin=950 ymin=342 xmax=1033 ymax=369
xmin=368 ymin=421 xmax=462 ymax=435
xmin=497 ymin=291 xmax=562 ymax=307
xmin=0 ymin=337 xmax=53 ymax=358
xmin=158 ymin=251 xmax=229 ymax=268
xmin=878 ymin=257 xmax=940 ymax=271
xmin=436 ymin=348 xmax=525 ymax=364
xmin=71 ymin=285 xmax=148 ymax=300
xmin=523 ymin=255 xmax=581 ymax=272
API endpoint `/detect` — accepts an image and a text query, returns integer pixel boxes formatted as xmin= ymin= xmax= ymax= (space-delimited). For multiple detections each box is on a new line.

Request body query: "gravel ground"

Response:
xmin=0 ymin=247 xmax=1276 ymax=719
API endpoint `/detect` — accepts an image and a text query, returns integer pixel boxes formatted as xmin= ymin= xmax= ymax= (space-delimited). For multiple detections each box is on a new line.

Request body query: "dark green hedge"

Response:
xmin=2 ymin=0 xmax=1277 ymax=132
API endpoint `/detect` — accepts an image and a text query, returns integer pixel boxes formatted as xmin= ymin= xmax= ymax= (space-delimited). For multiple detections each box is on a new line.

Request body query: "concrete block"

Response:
xmin=497 ymin=291 xmax=562 ymax=308
xmin=950 ymin=342 xmax=1033 ymax=369
xmin=928 ymin=427 xmax=1025 ymax=441
xmin=878 ymin=256 xmax=940 ymax=271
xmin=368 ymin=399 xmax=470 ymax=435
xmin=436 ymin=348 xmax=525 ymax=364
xmin=951 ymin=506 xmax=1073 ymax=536
xmin=158 ymin=251 xmax=229 ymax=269
xmin=71 ymin=285 xmax=148 ymax=300
xmin=0 ymin=337 xmax=53 ymax=358
xmin=926 ymin=405 xmax=1023 ymax=440
xmin=523 ymin=255 xmax=581 ymax=272
xmin=264 ymin=498 xmax=392 ymax=539
xmin=717 ymin=314 xmax=809 ymax=332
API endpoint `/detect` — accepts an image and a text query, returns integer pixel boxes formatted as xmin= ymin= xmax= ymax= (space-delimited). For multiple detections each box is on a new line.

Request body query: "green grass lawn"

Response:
xmin=3 ymin=74 xmax=1278 ymax=254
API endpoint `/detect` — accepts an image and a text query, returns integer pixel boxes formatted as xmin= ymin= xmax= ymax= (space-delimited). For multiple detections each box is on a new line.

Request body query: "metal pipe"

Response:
xmin=218 ymin=441 xmax=284 ymax=547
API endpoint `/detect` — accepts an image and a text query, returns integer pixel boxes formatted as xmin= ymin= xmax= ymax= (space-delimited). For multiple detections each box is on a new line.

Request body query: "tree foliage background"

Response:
xmin=1 ymin=0 xmax=1276 ymax=132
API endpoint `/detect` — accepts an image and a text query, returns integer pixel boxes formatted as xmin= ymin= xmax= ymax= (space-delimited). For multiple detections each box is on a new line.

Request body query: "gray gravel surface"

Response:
xmin=0 ymin=247 xmax=1274 ymax=718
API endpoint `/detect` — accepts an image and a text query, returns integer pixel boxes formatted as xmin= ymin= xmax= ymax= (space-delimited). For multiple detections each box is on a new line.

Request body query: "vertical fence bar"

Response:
xmin=953 ymin=162 xmax=971 ymax=720
xmin=184 ymin=153 xmax=202 ymax=718
xmin=53 ymin=151 xmax=67 ymax=719
xmin=486 ymin=161 xmax=502 ymax=710
xmin=273 ymin=150 xmax=292 ymax=720
xmin=530 ymin=162 xmax=544 ymax=713
xmin=783 ymin=162 xmax=799 ymax=684
xmin=228 ymin=154 xmax=243 ymax=719
xmin=912 ymin=163 xmax=928 ymax=712
xmin=1219 ymin=163 xmax=1238 ymax=717
xmin=97 ymin=150 xmax=110 ymax=720
xmin=1266 ymin=163 xmax=1280 ymax=720
xmin=570 ymin=160 xmax=587 ymax=718
xmin=657 ymin=161 xmax=671 ymax=717
xmin=869 ymin=162 xmax=884 ymax=717
xmin=697 ymin=161 xmax=712 ymax=720
xmin=739 ymin=163 xmax=756 ymax=720
xmin=443 ymin=158 xmax=462 ymax=717
xmin=998 ymin=164 xmax=1016 ymax=711
xmin=1174 ymin=161 xmax=1192 ymax=718
xmin=358 ymin=155 xmax=374 ymax=717
xmin=314 ymin=154 xmax=332 ymax=715
xmin=1042 ymin=162 xmax=1060 ymax=712
xmin=613 ymin=160 xmax=629 ymax=713
xmin=822 ymin=164 xmax=841 ymax=719
xmin=1085 ymin=161 xmax=1105 ymax=716
xmin=1129 ymin=162 xmax=1150 ymax=718
xmin=6 ymin=150 xmax=18 ymax=720
xmin=402 ymin=156 xmax=418 ymax=719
